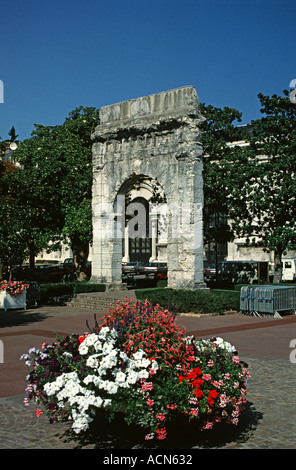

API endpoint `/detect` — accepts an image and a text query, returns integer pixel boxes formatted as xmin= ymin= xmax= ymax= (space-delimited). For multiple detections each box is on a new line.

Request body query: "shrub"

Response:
xmin=135 ymin=288 xmax=240 ymax=314
xmin=40 ymin=281 xmax=105 ymax=304
xmin=40 ymin=283 xmax=74 ymax=303
xmin=73 ymin=282 xmax=106 ymax=294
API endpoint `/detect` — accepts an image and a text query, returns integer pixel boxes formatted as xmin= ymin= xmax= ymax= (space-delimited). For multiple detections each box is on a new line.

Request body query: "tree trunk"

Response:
xmin=273 ymin=251 xmax=282 ymax=284
xmin=215 ymin=242 xmax=218 ymax=282
xmin=72 ymin=240 xmax=89 ymax=281
xmin=29 ymin=241 xmax=35 ymax=269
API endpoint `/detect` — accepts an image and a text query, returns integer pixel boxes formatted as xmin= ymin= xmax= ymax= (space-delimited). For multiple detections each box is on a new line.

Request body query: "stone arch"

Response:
xmin=91 ymin=86 xmax=206 ymax=290
xmin=115 ymin=173 xmax=167 ymax=265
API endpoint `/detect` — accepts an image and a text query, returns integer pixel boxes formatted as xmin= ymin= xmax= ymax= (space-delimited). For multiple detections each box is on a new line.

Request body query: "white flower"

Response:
xmin=63 ymin=352 xmax=73 ymax=358
xmin=86 ymin=354 xmax=100 ymax=369
xmin=120 ymin=351 xmax=129 ymax=362
xmin=71 ymin=411 xmax=93 ymax=434
xmin=194 ymin=337 xmax=236 ymax=354
xmin=133 ymin=350 xmax=146 ymax=361
xmin=102 ymin=380 xmax=118 ymax=394
xmin=213 ymin=337 xmax=236 ymax=353
xmin=138 ymin=369 xmax=149 ymax=379
xmin=126 ymin=370 xmax=139 ymax=384
xmin=78 ymin=344 xmax=88 ymax=355
xmin=150 ymin=360 xmax=159 ymax=373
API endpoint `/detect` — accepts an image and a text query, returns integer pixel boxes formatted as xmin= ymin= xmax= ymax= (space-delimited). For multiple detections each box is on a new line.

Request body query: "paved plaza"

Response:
xmin=0 ymin=292 xmax=295 ymax=449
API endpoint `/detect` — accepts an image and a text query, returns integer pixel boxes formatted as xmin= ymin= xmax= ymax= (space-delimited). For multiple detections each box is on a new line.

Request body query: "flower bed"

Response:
xmin=21 ymin=298 xmax=250 ymax=441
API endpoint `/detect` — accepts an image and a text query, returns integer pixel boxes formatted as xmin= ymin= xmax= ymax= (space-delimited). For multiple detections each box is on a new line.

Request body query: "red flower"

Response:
xmin=194 ymin=388 xmax=204 ymax=399
xmin=208 ymin=389 xmax=219 ymax=405
xmin=192 ymin=378 xmax=203 ymax=388
xmin=156 ymin=427 xmax=167 ymax=440
xmin=36 ymin=408 xmax=43 ymax=417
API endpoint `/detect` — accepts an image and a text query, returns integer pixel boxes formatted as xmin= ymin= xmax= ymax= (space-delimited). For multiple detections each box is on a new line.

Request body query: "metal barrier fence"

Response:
xmin=26 ymin=281 xmax=41 ymax=307
xmin=240 ymin=285 xmax=296 ymax=318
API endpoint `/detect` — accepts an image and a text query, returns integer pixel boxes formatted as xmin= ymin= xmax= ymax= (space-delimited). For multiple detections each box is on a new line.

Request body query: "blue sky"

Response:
xmin=0 ymin=0 xmax=295 ymax=141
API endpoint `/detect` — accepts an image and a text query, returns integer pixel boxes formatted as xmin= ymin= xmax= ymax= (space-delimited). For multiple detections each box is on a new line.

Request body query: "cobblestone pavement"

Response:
xmin=0 ymin=300 xmax=295 ymax=450
xmin=0 ymin=355 xmax=295 ymax=450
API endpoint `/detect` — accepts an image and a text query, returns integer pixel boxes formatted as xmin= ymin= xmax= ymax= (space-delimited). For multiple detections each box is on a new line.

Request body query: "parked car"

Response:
xmin=19 ymin=264 xmax=59 ymax=283
xmin=122 ymin=261 xmax=145 ymax=276
xmin=62 ymin=258 xmax=92 ymax=280
xmin=204 ymin=265 xmax=216 ymax=280
xmin=144 ymin=262 xmax=167 ymax=278
xmin=281 ymin=259 xmax=296 ymax=282
xmin=62 ymin=258 xmax=77 ymax=281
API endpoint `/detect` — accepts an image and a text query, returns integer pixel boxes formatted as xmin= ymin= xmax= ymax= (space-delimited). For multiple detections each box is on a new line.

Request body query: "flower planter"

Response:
xmin=0 ymin=291 xmax=26 ymax=311
xmin=22 ymin=299 xmax=250 ymax=441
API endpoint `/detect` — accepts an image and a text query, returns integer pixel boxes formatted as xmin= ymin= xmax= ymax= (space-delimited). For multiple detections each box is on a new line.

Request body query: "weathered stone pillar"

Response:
xmin=91 ymin=86 xmax=207 ymax=290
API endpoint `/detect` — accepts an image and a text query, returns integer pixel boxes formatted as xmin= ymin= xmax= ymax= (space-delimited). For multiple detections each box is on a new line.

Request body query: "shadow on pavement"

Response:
xmin=0 ymin=309 xmax=50 ymax=328
xmin=58 ymin=401 xmax=263 ymax=449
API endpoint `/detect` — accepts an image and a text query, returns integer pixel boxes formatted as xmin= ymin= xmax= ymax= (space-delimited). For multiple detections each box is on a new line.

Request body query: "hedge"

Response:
xmin=135 ymin=288 xmax=240 ymax=314
xmin=39 ymin=282 xmax=240 ymax=314
xmin=40 ymin=281 xmax=106 ymax=304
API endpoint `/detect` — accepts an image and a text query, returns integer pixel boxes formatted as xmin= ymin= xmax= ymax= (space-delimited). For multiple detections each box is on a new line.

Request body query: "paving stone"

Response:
xmin=0 ymin=299 xmax=295 ymax=449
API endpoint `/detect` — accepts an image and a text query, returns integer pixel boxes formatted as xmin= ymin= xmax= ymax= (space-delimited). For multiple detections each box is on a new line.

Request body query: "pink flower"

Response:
xmin=190 ymin=408 xmax=199 ymax=416
xmin=156 ymin=427 xmax=167 ymax=440
xmin=219 ymin=394 xmax=229 ymax=408
xmin=207 ymin=360 xmax=214 ymax=367
xmin=23 ymin=398 xmax=29 ymax=406
xmin=202 ymin=373 xmax=212 ymax=381
xmin=156 ymin=413 xmax=166 ymax=421
xmin=189 ymin=397 xmax=198 ymax=405
xmin=203 ymin=422 xmax=213 ymax=430
xmin=167 ymin=403 xmax=177 ymax=410
xmin=147 ymin=399 xmax=154 ymax=406
xmin=141 ymin=382 xmax=153 ymax=391
xmin=232 ymin=356 xmax=240 ymax=364
xmin=36 ymin=408 xmax=43 ymax=417
xmin=145 ymin=433 xmax=154 ymax=440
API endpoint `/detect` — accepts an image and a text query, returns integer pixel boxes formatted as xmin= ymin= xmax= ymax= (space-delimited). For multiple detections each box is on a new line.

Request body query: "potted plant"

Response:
xmin=21 ymin=299 xmax=250 ymax=442
xmin=0 ymin=280 xmax=29 ymax=311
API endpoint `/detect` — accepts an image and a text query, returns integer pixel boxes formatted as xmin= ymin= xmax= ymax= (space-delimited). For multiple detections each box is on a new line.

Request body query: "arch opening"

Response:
xmin=114 ymin=174 xmax=168 ymax=267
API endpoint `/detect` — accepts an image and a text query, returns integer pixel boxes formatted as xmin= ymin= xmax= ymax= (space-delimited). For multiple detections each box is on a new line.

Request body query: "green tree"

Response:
xmin=0 ymin=156 xmax=60 ymax=278
xmin=227 ymin=90 xmax=296 ymax=282
xmin=200 ymin=103 xmax=247 ymax=276
xmin=8 ymin=126 xmax=19 ymax=142
xmin=13 ymin=106 xmax=100 ymax=280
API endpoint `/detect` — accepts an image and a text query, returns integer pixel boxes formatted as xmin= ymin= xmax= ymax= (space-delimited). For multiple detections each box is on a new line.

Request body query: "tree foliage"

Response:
xmin=228 ymin=91 xmax=296 ymax=282
xmin=201 ymin=91 xmax=296 ymax=283
xmin=200 ymin=103 xmax=246 ymax=271
xmin=4 ymin=106 xmax=100 ymax=279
